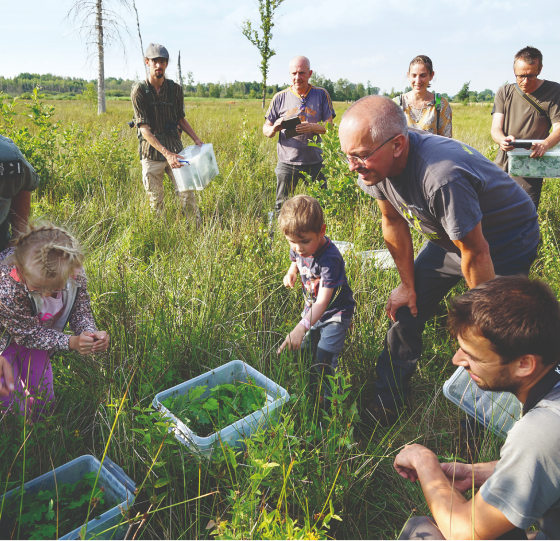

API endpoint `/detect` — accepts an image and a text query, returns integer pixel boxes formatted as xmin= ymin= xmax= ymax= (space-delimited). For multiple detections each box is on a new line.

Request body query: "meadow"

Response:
xmin=1 ymin=93 xmax=559 ymax=539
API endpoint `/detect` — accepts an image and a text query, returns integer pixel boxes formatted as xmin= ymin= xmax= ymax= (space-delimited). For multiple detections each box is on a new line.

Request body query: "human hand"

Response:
xmin=69 ymin=332 xmax=99 ymax=355
xmin=440 ymin=462 xmax=475 ymax=493
xmin=91 ymin=331 xmax=110 ymax=353
xmin=499 ymin=136 xmax=515 ymax=152
xmin=394 ymin=444 xmax=435 ymax=483
xmin=193 ymin=138 xmax=203 ymax=147
xmin=163 ymin=150 xmax=184 ymax=169
xmin=273 ymin=117 xmax=284 ymax=134
xmin=530 ymin=140 xmax=549 ymax=158
xmin=283 ymin=272 xmax=298 ymax=288
xmin=295 ymin=121 xmax=317 ymax=134
xmin=386 ymin=283 xmax=417 ymax=321
xmin=0 ymin=356 xmax=15 ymax=398
xmin=277 ymin=323 xmax=306 ymax=354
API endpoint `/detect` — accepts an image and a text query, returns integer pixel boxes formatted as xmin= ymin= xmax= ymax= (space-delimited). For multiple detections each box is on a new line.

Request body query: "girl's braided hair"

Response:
xmin=12 ymin=223 xmax=85 ymax=286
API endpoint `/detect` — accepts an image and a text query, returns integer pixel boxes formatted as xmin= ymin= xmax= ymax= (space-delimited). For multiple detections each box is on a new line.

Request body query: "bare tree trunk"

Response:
xmin=262 ymin=75 xmax=266 ymax=109
xmin=177 ymin=50 xmax=183 ymax=89
xmin=96 ymin=0 xmax=106 ymax=114
xmin=131 ymin=0 xmax=147 ymax=77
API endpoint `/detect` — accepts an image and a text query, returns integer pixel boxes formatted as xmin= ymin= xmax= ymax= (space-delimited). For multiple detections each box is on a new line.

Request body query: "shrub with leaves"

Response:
xmin=163 ymin=377 xmax=268 ymax=437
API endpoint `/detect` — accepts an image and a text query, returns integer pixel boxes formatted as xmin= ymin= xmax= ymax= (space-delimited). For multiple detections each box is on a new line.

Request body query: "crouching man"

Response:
xmin=395 ymin=276 xmax=560 ymax=540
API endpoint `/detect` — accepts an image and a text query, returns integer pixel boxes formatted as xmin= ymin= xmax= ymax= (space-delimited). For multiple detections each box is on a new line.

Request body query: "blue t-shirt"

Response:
xmin=359 ymin=129 xmax=539 ymax=267
xmin=290 ymin=237 xmax=355 ymax=323
xmin=265 ymin=85 xmax=336 ymax=165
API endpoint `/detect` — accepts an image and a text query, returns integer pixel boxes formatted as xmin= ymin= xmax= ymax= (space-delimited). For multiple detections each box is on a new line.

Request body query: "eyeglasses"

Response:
xmin=338 ymin=135 xmax=397 ymax=166
xmin=514 ymin=74 xmax=538 ymax=81
xmin=23 ymin=282 xmax=69 ymax=296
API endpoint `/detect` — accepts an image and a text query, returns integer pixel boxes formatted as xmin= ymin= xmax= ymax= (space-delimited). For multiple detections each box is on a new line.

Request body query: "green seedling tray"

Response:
xmin=1 ymin=455 xmax=135 ymax=539
xmin=153 ymin=360 xmax=289 ymax=459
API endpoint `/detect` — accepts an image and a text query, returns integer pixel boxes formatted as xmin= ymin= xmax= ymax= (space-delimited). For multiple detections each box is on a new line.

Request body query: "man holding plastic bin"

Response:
xmin=338 ymin=95 xmax=539 ymax=428
xmin=491 ymin=46 xmax=560 ymax=210
xmin=395 ymin=276 xmax=560 ymax=540
xmin=131 ymin=43 xmax=203 ymax=225
xmin=263 ymin=56 xmax=335 ymax=214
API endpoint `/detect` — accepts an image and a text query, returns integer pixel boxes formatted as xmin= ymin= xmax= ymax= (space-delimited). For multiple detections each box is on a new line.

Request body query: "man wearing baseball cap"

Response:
xmin=131 ymin=43 xmax=203 ymax=224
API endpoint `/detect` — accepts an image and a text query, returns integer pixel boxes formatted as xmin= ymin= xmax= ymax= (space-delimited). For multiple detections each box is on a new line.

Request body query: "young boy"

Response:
xmin=277 ymin=195 xmax=355 ymax=399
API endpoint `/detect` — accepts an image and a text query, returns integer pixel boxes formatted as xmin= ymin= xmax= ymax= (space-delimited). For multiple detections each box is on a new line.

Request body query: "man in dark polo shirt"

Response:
xmin=263 ymin=56 xmax=336 ymax=214
xmin=338 ymin=95 xmax=539 ymax=426
xmin=131 ymin=43 xmax=203 ymax=224
xmin=0 ymin=135 xmax=40 ymax=250
xmin=491 ymin=46 xmax=560 ymax=210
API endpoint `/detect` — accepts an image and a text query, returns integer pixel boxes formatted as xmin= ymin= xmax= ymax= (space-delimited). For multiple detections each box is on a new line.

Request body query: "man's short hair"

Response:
xmin=448 ymin=276 xmax=560 ymax=365
xmin=514 ymin=46 xmax=543 ymax=69
xmin=278 ymin=195 xmax=324 ymax=237
xmin=342 ymin=95 xmax=409 ymax=143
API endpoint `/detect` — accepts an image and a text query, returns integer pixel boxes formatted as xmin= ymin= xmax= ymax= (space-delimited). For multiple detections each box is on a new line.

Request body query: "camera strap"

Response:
xmin=513 ymin=83 xmax=547 ymax=117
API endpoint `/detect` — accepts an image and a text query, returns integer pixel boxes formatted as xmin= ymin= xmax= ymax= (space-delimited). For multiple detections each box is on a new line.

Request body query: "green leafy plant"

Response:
xmin=163 ymin=378 xmax=269 ymax=437
xmin=0 ymin=472 xmax=108 ymax=540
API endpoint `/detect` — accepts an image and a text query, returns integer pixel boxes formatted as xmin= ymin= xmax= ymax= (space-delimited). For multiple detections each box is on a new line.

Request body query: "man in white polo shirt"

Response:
xmin=263 ymin=56 xmax=335 ymax=214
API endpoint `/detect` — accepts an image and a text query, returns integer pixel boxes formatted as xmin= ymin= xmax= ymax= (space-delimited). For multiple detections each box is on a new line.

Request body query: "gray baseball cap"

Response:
xmin=145 ymin=43 xmax=169 ymax=60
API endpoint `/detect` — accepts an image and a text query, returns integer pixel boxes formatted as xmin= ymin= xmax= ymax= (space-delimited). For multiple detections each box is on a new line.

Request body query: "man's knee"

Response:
xmin=399 ymin=516 xmax=444 ymax=540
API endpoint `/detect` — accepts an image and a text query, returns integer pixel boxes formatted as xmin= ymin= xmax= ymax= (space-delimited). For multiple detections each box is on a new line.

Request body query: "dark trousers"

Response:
xmin=374 ymin=241 xmax=538 ymax=409
xmin=0 ymin=218 xmax=10 ymax=252
xmin=512 ymin=176 xmax=543 ymax=211
xmin=275 ymin=161 xmax=326 ymax=213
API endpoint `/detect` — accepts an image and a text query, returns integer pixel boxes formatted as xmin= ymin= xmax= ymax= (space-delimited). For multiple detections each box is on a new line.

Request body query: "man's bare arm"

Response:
xmin=138 ymin=124 xmax=183 ymax=168
xmin=490 ymin=113 xmax=516 ymax=152
xmin=395 ymin=445 xmax=516 ymax=539
xmin=295 ymin=116 xmax=333 ymax=135
xmin=378 ymin=199 xmax=417 ymax=320
xmin=263 ymin=118 xmax=284 ymax=138
xmin=452 ymin=222 xmax=495 ymax=289
xmin=531 ymin=122 xmax=560 ymax=157
xmin=178 ymin=118 xmax=202 ymax=147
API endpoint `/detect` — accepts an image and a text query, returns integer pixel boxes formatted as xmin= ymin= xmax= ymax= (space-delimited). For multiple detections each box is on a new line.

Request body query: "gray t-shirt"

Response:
xmin=265 ymin=85 xmax=336 ymax=165
xmin=480 ymin=384 xmax=560 ymax=539
xmin=359 ymin=129 xmax=539 ymax=266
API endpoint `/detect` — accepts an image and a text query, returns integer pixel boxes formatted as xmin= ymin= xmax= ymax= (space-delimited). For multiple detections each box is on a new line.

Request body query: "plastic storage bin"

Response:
xmin=443 ymin=366 xmax=522 ymax=439
xmin=508 ymin=143 xmax=560 ymax=178
xmin=1 ymin=455 xmax=135 ymax=540
xmin=153 ymin=360 xmax=290 ymax=459
xmin=172 ymin=143 xmax=220 ymax=191
xmin=331 ymin=240 xmax=395 ymax=270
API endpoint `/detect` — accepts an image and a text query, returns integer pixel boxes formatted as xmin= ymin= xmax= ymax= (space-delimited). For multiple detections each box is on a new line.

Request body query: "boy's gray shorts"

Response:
xmin=301 ymin=316 xmax=352 ymax=367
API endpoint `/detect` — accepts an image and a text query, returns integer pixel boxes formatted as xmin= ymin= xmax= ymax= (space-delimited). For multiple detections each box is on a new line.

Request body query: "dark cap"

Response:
xmin=145 ymin=43 xmax=169 ymax=60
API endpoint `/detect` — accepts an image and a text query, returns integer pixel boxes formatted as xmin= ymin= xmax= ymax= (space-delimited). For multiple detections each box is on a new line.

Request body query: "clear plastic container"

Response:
xmin=153 ymin=360 xmax=290 ymax=459
xmin=1 ymin=455 xmax=135 ymax=540
xmin=172 ymin=143 xmax=219 ymax=191
xmin=331 ymin=240 xmax=395 ymax=270
xmin=508 ymin=143 xmax=560 ymax=178
xmin=443 ymin=366 xmax=522 ymax=439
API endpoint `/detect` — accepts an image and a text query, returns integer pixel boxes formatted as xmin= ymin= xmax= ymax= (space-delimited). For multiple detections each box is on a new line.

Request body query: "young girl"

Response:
xmin=0 ymin=224 xmax=109 ymax=416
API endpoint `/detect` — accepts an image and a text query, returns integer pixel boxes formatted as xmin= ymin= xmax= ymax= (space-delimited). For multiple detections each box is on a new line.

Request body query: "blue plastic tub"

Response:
xmin=153 ymin=360 xmax=290 ymax=459
xmin=1 ymin=455 xmax=135 ymax=540
xmin=443 ymin=366 xmax=522 ymax=439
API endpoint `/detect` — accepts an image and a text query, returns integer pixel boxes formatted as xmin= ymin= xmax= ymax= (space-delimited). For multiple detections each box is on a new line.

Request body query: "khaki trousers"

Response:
xmin=141 ymin=157 xmax=201 ymax=223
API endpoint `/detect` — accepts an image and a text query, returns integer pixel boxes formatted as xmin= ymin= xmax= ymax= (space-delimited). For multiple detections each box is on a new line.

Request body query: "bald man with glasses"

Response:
xmin=491 ymin=46 xmax=560 ymax=210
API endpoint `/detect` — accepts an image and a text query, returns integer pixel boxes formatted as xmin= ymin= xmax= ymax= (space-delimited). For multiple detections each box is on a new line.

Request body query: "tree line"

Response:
xmin=0 ymin=72 xmax=495 ymax=104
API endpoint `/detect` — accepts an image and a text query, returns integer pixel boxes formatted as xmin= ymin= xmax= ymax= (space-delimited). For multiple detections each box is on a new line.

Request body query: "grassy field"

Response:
xmin=1 ymin=95 xmax=559 ymax=539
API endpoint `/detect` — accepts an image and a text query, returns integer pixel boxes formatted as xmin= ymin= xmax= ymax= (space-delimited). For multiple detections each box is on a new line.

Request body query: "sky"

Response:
xmin=2 ymin=0 xmax=559 ymax=96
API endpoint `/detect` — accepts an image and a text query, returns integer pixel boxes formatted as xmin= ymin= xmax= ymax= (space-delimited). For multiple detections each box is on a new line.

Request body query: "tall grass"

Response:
xmin=0 ymin=94 xmax=559 ymax=539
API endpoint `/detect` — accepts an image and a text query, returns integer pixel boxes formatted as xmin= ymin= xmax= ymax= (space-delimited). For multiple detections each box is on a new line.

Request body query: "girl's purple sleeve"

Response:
xmin=68 ymin=271 xmax=97 ymax=335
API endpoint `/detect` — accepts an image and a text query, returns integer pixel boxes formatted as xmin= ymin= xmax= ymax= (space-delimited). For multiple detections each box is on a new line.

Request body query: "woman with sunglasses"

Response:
xmin=395 ymin=55 xmax=452 ymax=138
xmin=0 ymin=223 xmax=109 ymax=417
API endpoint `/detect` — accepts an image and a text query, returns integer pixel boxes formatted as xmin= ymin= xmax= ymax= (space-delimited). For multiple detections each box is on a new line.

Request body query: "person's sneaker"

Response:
xmin=363 ymin=402 xmax=402 ymax=428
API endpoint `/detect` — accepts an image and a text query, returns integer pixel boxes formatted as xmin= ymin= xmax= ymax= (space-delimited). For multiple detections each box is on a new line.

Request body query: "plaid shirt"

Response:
xmin=131 ymin=78 xmax=186 ymax=161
